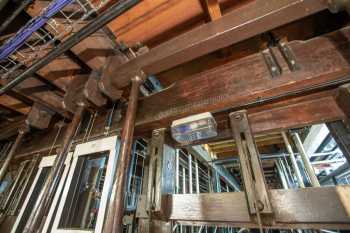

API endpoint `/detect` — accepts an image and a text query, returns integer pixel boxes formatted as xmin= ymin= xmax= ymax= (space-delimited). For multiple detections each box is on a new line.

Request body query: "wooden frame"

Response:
xmin=11 ymin=153 xmax=73 ymax=233
xmin=51 ymin=136 xmax=120 ymax=233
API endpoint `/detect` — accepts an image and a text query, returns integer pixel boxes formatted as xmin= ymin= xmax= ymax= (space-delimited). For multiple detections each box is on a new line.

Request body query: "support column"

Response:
xmin=281 ymin=131 xmax=305 ymax=188
xmin=0 ymin=127 xmax=27 ymax=182
xmin=24 ymin=105 xmax=85 ymax=233
xmin=292 ymin=133 xmax=320 ymax=187
xmin=103 ymin=76 xmax=142 ymax=233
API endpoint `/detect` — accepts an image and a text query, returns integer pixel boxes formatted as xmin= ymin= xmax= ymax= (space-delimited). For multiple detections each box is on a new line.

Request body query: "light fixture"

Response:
xmin=171 ymin=112 xmax=217 ymax=143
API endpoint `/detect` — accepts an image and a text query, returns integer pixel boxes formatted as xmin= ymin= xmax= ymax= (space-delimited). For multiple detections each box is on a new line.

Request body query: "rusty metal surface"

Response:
xmin=102 ymin=0 xmax=328 ymax=93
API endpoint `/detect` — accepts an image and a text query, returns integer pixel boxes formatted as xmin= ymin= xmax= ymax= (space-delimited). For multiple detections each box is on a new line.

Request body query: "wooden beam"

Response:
xmin=101 ymin=0 xmax=327 ymax=91
xmin=13 ymin=89 xmax=345 ymax=159
xmin=0 ymin=77 xmax=69 ymax=117
xmin=137 ymin=186 xmax=350 ymax=229
xmin=0 ymin=95 xmax=30 ymax=115
xmin=133 ymin=27 xmax=350 ymax=136
xmin=200 ymin=0 xmax=222 ymax=21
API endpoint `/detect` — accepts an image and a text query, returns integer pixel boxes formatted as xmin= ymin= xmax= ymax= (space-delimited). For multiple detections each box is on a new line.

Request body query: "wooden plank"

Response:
xmin=166 ymin=186 xmax=350 ymax=229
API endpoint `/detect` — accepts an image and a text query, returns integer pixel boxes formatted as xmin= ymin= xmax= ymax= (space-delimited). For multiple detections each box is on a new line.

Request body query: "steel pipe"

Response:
xmin=23 ymin=105 xmax=85 ymax=233
xmin=103 ymin=76 xmax=142 ymax=233
xmin=281 ymin=131 xmax=305 ymax=188
xmin=292 ymin=133 xmax=321 ymax=187
xmin=0 ymin=0 xmax=139 ymax=95
xmin=0 ymin=128 xmax=27 ymax=182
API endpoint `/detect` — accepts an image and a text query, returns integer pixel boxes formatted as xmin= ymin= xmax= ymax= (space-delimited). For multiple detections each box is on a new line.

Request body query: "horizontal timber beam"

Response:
xmin=133 ymin=26 xmax=350 ymax=136
xmin=13 ymin=89 xmax=345 ymax=159
xmin=102 ymin=0 xmax=327 ymax=91
xmin=137 ymin=186 xmax=350 ymax=229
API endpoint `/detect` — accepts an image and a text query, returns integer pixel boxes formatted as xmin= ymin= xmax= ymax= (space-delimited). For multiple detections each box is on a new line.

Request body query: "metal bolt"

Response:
xmin=235 ymin=114 xmax=243 ymax=120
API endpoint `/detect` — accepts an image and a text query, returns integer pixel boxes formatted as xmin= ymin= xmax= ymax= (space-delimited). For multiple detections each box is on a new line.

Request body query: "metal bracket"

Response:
xmin=262 ymin=43 xmax=299 ymax=79
xmin=229 ymin=110 xmax=273 ymax=218
xmin=262 ymin=48 xmax=282 ymax=78
xmin=278 ymin=43 xmax=300 ymax=72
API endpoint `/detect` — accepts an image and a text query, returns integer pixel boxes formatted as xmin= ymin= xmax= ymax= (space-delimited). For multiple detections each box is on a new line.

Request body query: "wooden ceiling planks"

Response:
xmin=107 ymin=0 xmax=236 ymax=47
xmin=25 ymin=0 xmax=115 ymax=91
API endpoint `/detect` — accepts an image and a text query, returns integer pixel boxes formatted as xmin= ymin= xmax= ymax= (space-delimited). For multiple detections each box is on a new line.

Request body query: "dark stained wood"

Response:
xmin=336 ymin=83 xmax=350 ymax=119
xmin=13 ymin=89 xmax=345 ymax=159
xmin=133 ymin=27 xmax=350 ymax=135
xmin=102 ymin=0 xmax=327 ymax=91
xmin=0 ymin=77 xmax=68 ymax=117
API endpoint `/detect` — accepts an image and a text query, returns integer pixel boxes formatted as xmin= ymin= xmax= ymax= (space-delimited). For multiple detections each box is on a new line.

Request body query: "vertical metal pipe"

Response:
xmin=23 ymin=105 xmax=85 ymax=233
xmin=0 ymin=161 xmax=27 ymax=213
xmin=195 ymin=158 xmax=199 ymax=194
xmin=175 ymin=149 xmax=180 ymax=194
xmin=103 ymin=77 xmax=142 ymax=233
xmin=276 ymin=159 xmax=289 ymax=189
xmin=281 ymin=131 xmax=305 ymax=188
xmin=0 ymin=128 xmax=26 ymax=182
xmin=188 ymin=154 xmax=193 ymax=194
xmin=292 ymin=133 xmax=321 ymax=187
xmin=182 ymin=166 xmax=186 ymax=194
